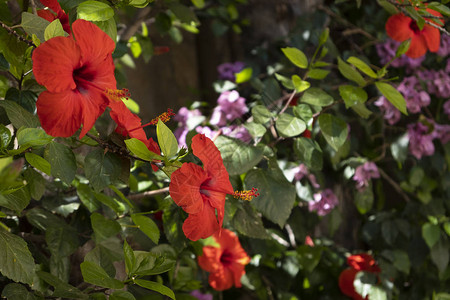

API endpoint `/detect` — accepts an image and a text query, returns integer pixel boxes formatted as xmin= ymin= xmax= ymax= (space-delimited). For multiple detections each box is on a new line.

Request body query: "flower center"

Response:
xmin=409 ymin=20 xmax=421 ymax=34
xmin=220 ymin=250 xmax=233 ymax=266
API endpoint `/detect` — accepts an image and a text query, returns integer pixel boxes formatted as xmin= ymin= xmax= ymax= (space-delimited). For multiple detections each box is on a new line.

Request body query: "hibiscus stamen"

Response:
xmin=233 ymin=188 xmax=259 ymax=201
xmin=128 ymin=108 xmax=175 ymax=132
xmin=105 ymin=88 xmax=131 ymax=102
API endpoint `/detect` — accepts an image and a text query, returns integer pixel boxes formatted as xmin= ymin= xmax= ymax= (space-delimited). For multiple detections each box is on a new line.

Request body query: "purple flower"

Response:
xmin=437 ymin=34 xmax=450 ymax=57
xmin=195 ymin=126 xmax=217 ymax=140
xmin=221 ymin=125 xmax=252 ymax=143
xmin=375 ymin=96 xmax=401 ymax=125
xmin=190 ymin=290 xmax=213 ymax=300
xmin=217 ymin=61 xmax=245 ymax=81
xmin=418 ymin=68 xmax=450 ymax=99
xmin=444 ymin=100 xmax=450 ymax=118
xmin=174 ymin=107 xmax=203 ymax=147
xmin=309 ymin=189 xmax=339 ymax=216
xmin=432 ymin=123 xmax=450 ymax=144
xmin=397 ymin=76 xmax=430 ymax=113
xmin=407 ymin=122 xmax=435 ymax=159
xmin=293 ymin=164 xmax=320 ymax=188
xmin=210 ymin=90 xmax=249 ymax=126
xmin=353 ymin=162 xmax=380 ymax=190
xmin=376 ymin=39 xmax=424 ymax=71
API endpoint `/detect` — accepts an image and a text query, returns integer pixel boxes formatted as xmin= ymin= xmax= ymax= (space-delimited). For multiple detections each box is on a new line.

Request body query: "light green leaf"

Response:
xmin=292 ymin=75 xmax=310 ymax=92
xmin=25 ymin=153 xmax=51 ymax=175
xmin=0 ymin=230 xmax=35 ymax=285
xmin=77 ymin=0 xmax=114 ymax=21
xmin=44 ymin=19 xmax=67 ymax=41
xmin=235 ymin=67 xmax=252 ymax=84
xmin=339 ymin=85 xmax=368 ymax=108
xmin=307 ymin=68 xmax=330 ymax=80
xmin=156 ymin=119 xmax=178 ymax=158
xmin=375 ymin=82 xmax=407 ymax=115
xmin=125 ymin=138 xmax=163 ymax=161
xmin=134 ymin=279 xmax=175 ymax=300
xmin=244 ymin=122 xmax=266 ymax=139
xmin=17 ymin=128 xmax=53 ymax=147
xmin=318 ymin=114 xmax=348 ymax=151
xmin=275 ymin=113 xmax=306 ymax=137
xmin=351 ymin=103 xmax=372 ymax=119
xmin=191 ymin=0 xmax=205 ymax=8
xmin=46 ymin=142 xmax=77 ymax=184
xmin=0 ymin=124 xmax=12 ymax=149
xmin=131 ymin=214 xmax=160 ymax=244
xmin=215 ymin=136 xmax=264 ymax=176
xmin=337 ymin=57 xmax=366 ymax=87
xmin=300 ymin=88 xmax=334 ymax=107
xmin=281 ymin=47 xmax=308 ymax=69
xmin=422 ymin=223 xmax=441 ymax=249
xmin=21 ymin=12 xmax=50 ymax=43
xmin=347 ymin=56 xmax=377 ymax=78
xmin=80 ymin=261 xmax=124 ymax=289
xmin=251 ymin=105 xmax=273 ymax=124
xmin=124 ymin=240 xmax=136 ymax=275
xmin=274 ymin=73 xmax=295 ymax=90
xmin=355 ymin=186 xmax=373 ymax=214
xmin=93 ymin=18 xmax=117 ymax=43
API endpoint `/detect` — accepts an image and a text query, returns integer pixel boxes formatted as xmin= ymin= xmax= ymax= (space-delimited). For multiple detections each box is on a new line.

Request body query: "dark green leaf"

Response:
xmin=0 ymin=124 xmax=11 ymax=149
xmin=354 ymin=187 xmax=373 ymax=214
xmin=77 ymin=0 xmax=114 ymax=21
xmin=392 ymin=250 xmax=410 ymax=275
xmin=17 ymin=128 xmax=53 ymax=147
xmin=80 ymin=261 xmax=124 ymax=289
xmin=382 ymin=220 xmax=398 ymax=245
xmin=110 ymin=291 xmax=137 ymax=300
xmin=281 ymin=47 xmax=308 ymax=69
xmin=46 ymin=225 xmax=79 ymax=257
xmin=124 ymin=240 xmax=136 ymax=275
xmin=337 ymin=57 xmax=366 ymax=87
xmin=91 ymin=213 xmax=121 ymax=243
xmin=23 ymin=168 xmax=45 ymax=200
xmin=46 ymin=142 xmax=77 ymax=184
xmin=294 ymin=137 xmax=323 ymax=171
xmin=318 ymin=114 xmax=348 ymax=151
xmin=215 ymin=136 xmax=264 ymax=176
xmin=131 ymin=214 xmax=160 ymax=244
xmin=134 ymin=279 xmax=175 ymax=300
xmin=232 ymin=203 xmax=269 ymax=239
xmin=430 ymin=240 xmax=449 ymax=274
xmin=275 ymin=113 xmax=306 ymax=137
xmin=396 ymin=40 xmax=411 ymax=57
xmin=375 ymin=82 xmax=407 ymax=115
xmin=76 ymin=183 xmax=101 ymax=212
xmin=244 ymin=123 xmax=266 ymax=139
xmin=4 ymin=88 xmax=37 ymax=113
xmin=85 ymin=149 xmax=121 ymax=191
xmin=0 ymin=230 xmax=35 ymax=285
xmin=163 ymin=202 xmax=188 ymax=251
xmin=297 ymin=245 xmax=323 ymax=273
xmin=84 ymin=246 xmax=118 ymax=278
xmin=21 ymin=12 xmax=50 ymax=43
xmin=0 ymin=188 xmax=30 ymax=214
xmin=37 ymin=271 xmax=88 ymax=299
xmin=168 ymin=3 xmax=199 ymax=24
xmin=0 ymin=100 xmax=40 ymax=129
xmin=300 ymin=88 xmax=334 ymax=107
xmin=93 ymin=18 xmax=117 ymax=43
xmin=1 ymin=283 xmax=37 ymax=300
xmin=351 ymin=103 xmax=372 ymax=119
xmin=339 ymin=85 xmax=368 ymax=108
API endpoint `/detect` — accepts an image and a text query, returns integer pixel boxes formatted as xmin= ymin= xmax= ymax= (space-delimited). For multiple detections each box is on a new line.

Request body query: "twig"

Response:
xmin=29 ymin=0 xmax=37 ymax=15
xmin=0 ymin=20 xmax=36 ymax=48
xmin=119 ymin=7 xmax=152 ymax=41
xmin=128 ymin=187 xmax=170 ymax=200
xmin=285 ymin=224 xmax=297 ymax=248
xmin=378 ymin=168 xmax=411 ymax=202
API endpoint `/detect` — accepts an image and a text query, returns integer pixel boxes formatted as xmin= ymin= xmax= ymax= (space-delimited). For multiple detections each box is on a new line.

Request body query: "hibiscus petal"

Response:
xmin=170 ymin=163 xmax=207 ymax=215
xmin=406 ymin=34 xmax=428 ymax=58
xmin=422 ymin=26 xmax=440 ymax=53
xmin=227 ymin=261 xmax=246 ymax=288
xmin=37 ymin=10 xmax=56 ymax=22
xmin=36 ymin=90 xmax=82 ymax=137
xmin=338 ymin=268 xmax=360 ymax=299
xmin=40 ymin=0 xmax=63 ymax=14
xmin=79 ymin=88 xmax=108 ymax=137
xmin=72 ymin=20 xmax=116 ymax=65
xmin=208 ymin=266 xmax=234 ymax=291
xmin=214 ymin=229 xmax=250 ymax=265
xmin=198 ymin=246 xmax=222 ymax=272
xmin=206 ymin=190 xmax=226 ymax=228
xmin=32 ymin=36 xmax=80 ymax=93
xmin=182 ymin=202 xmax=220 ymax=241
xmin=385 ymin=14 xmax=414 ymax=42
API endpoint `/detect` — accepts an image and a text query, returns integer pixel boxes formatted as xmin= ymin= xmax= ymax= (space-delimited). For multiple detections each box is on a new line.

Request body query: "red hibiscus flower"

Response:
xmin=37 ymin=0 xmax=71 ymax=35
xmin=169 ymin=134 xmax=234 ymax=241
xmin=198 ymin=229 xmax=250 ymax=291
xmin=339 ymin=253 xmax=381 ymax=300
xmin=32 ymin=19 xmax=116 ymax=138
xmin=385 ymin=8 xmax=442 ymax=58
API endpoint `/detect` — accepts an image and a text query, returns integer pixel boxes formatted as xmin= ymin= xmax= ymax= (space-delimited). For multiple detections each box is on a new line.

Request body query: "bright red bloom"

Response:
xmin=198 ymin=229 xmax=250 ymax=291
xmin=37 ymin=0 xmax=71 ymax=35
xmin=169 ymin=134 xmax=234 ymax=241
xmin=338 ymin=253 xmax=381 ymax=300
xmin=32 ymin=19 xmax=116 ymax=138
xmin=385 ymin=8 xmax=442 ymax=58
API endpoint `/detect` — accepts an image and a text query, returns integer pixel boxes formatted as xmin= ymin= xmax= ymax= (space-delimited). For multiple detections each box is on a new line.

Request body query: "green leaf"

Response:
xmin=337 ymin=57 xmax=366 ymax=87
xmin=307 ymin=68 xmax=330 ymax=80
xmin=17 ymin=128 xmax=53 ymax=147
xmin=124 ymin=240 xmax=136 ymax=275
xmin=368 ymin=286 xmax=387 ymax=300
xmin=235 ymin=67 xmax=252 ymax=84
xmin=110 ymin=291 xmax=137 ymax=300
xmin=396 ymin=40 xmax=411 ymax=57
xmin=390 ymin=133 xmax=409 ymax=165
xmin=293 ymin=104 xmax=313 ymax=124
xmin=422 ymin=223 xmax=441 ymax=249
xmin=21 ymin=12 xmax=50 ymax=43
xmin=25 ymin=153 xmax=51 ymax=175
xmin=91 ymin=213 xmax=121 ymax=243
xmin=291 ymin=75 xmax=310 ymax=92
xmin=375 ymin=82 xmax=407 ymax=115
xmin=84 ymin=245 xmax=118 ymax=279
xmin=318 ymin=114 xmax=348 ymax=151
xmin=0 ymin=188 xmax=30 ymax=214
xmin=156 ymin=119 xmax=178 ymax=159
xmin=351 ymin=103 xmax=372 ymax=119
xmin=347 ymin=56 xmax=377 ymax=78
xmin=0 ymin=230 xmax=35 ymax=285
xmin=163 ymin=203 xmax=188 ymax=251
xmin=1 ymin=283 xmax=37 ymax=300
xmin=428 ymin=2 xmax=450 ymax=16
xmin=318 ymin=28 xmax=329 ymax=45
xmin=392 ymin=250 xmax=410 ymax=275
xmin=430 ymin=240 xmax=449 ymax=274
xmin=232 ymin=203 xmax=269 ymax=239
xmin=0 ymin=124 xmax=12 ymax=149
xmin=44 ymin=19 xmax=67 ymax=41
xmin=85 ymin=149 xmax=122 ymax=191
xmin=23 ymin=168 xmax=45 ymax=200
xmin=251 ymin=105 xmax=272 ymax=124
xmin=297 ymin=245 xmax=323 ymax=273
xmin=275 ymin=113 xmax=306 ymax=137
xmin=77 ymin=0 xmax=114 ymax=21
xmin=191 ymin=0 xmax=205 ymax=8
xmin=244 ymin=123 xmax=266 ymax=139
xmin=125 ymin=138 xmax=163 ymax=161
xmin=274 ymin=73 xmax=295 ymax=90
xmin=46 ymin=142 xmax=77 ymax=184
xmin=244 ymin=160 xmax=296 ymax=227
xmin=93 ymin=18 xmax=117 ymax=43
xmin=215 ymin=136 xmax=264 ymax=176
xmin=382 ymin=220 xmax=398 ymax=245
xmin=294 ymin=137 xmax=323 ymax=171
xmin=36 ymin=271 xmax=88 ymax=299
xmin=134 ymin=279 xmax=175 ymax=300
xmin=0 ymin=100 xmax=40 ymax=129
xmin=355 ymin=186 xmax=373 ymax=214
xmin=168 ymin=3 xmax=199 ymax=24
xmin=339 ymin=85 xmax=368 ymax=108
xmin=300 ymin=88 xmax=334 ymax=107
xmin=46 ymin=226 xmax=79 ymax=257
xmin=76 ymin=183 xmax=101 ymax=212
xmin=281 ymin=47 xmax=308 ymax=69
xmin=80 ymin=261 xmax=124 ymax=289
xmin=131 ymin=214 xmax=160 ymax=244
